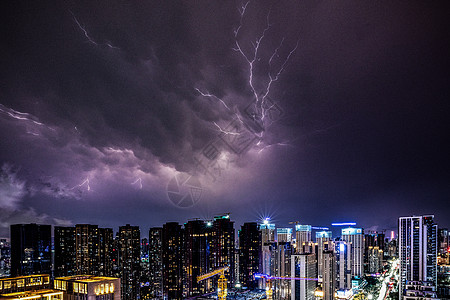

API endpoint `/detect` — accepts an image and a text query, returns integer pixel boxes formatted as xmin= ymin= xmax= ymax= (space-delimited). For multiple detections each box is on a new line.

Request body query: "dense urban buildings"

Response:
xmin=1 ymin=213 xmax=448 ymax=300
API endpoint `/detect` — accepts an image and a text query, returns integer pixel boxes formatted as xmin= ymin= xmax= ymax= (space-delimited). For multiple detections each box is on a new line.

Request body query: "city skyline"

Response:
xmin=1 ymin=1 xmax=449 ymax=238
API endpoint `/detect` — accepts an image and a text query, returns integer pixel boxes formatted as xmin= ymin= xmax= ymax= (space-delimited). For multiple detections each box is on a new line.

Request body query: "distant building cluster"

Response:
xmin=0 ymin=214 xmax=448 ymax=300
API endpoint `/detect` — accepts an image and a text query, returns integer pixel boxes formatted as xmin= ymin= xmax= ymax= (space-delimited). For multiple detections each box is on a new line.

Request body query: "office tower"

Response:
xmin=399 ymin=215 xmax=438 ymax=298
xmin=271 ymin=242 xmax=294 ymax=300
xmin=162 ymin=222 xmax=184 ymax=300
xmin=322 ymin=250 xmax=336 ymax=300
xmin=0 ymin=239 xmax=11 ymax=277
xmin=111 ymin=234 xmax=120 ymax=278
xmin=335 ymin=241 xmax=352 ymax=290
xmin=140 ymin=238 xmax=150 ymax=300
xmin=54 ymin=226 xmax=76 ymax=277
xmin=209 ymin=214 xmax=235 ymax=285
xmin=75 ymin=224 xmax=100 ymax=275
xmin=364 ymin=231 xmax=385 ymax=273
xmin=438 ymin=228 xmax=449 ymax=254
xmin=238 ymin=222 xmax=261 ymax=289
xmin=341 ymin=227 xmax=364 ymax=277
xmin=148 ymin=227 xmax=163 ymax=299
xmin=316 ymin=231 xmax=332 ymax=280
xmin=368 ymin=246 xmax=383 ymax=273
xmin=291 ymin=253 xmax=317 ymax=300
xmin=295 ymin=225 xmax=312 ymax=254
xmin=10 ymin=224 xmax=51 ymax=276
xmin=277 ymin=228 xmax=293 ymax=243
xmin=260 ymin=220 xmax=275 ymax=289
xmin=118 ymin=224 xmax=140 ymax=300
xmin=54 ymin=275 xmax=121 ymax=300
xmin=98 ymin=228 xmax=114 ymax=276
xmin=261 ymin=220 xmax=276 ymax=244
xmin=184 ymin=220 xmax=210 ymax=296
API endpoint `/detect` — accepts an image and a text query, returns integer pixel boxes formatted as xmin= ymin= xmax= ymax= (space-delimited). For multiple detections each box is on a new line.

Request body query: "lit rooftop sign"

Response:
xmin=342 ymin=228 xmax=362 ymax=235
xmin=295 ymin=225 xmax=311 ymax=232
xmin=332 ymin=222 xmax=356 ymax=226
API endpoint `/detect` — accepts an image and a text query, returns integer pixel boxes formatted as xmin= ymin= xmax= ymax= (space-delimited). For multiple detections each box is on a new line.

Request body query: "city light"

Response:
xmin=332 ymin=222 xmax=357 ymax=226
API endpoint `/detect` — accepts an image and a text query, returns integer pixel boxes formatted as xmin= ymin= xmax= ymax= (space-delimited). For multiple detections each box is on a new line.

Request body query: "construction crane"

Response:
xmin=254 ymin=273 xmax=319 ymax=300
xmin=197 ymin=266 xmax=229 ymax=300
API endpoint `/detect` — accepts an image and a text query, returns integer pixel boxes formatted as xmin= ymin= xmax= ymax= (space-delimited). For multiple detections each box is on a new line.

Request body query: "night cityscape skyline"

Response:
xmin=1 ymin=0 xmax=449 ymax=243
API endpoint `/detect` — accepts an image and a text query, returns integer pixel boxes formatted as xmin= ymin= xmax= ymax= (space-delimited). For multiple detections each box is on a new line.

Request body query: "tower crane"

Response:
xmin=197 ymin=266 xmax=229 ymax=300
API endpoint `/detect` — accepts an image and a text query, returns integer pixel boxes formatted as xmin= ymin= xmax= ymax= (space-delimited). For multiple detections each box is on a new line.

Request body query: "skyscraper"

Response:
xmin=398 ymin=215 xmax=438 ymax=298
xmin=118 ymin=224 xmax=141 ymax=300
xmin=184 ymin=220 xmax=211 ymax=296
xmin=209 ymin=214 xmax=235 ymax=285
xmin=10 ymin=224 xmax=51 ymax=276
xmin=260 ymin=220 xmax=276 ymax=289
xmin=238 ymin=222 xmax=261 ymax=289
xmin=148 ymin=227 xmax=163 ymax=299
xmin=162 ymin=222 xmax=184 ymax=300
xmin=54 ymin=226 xmax=76 ymax=277
xmin=75 ymin=224 xmax=100 ymax=275
xmin=277 ymin=228 xmax=293 ymax=243
xmin=271 ymin=242 xmax=294 ymax=300
xmin=341 ymin=227 xmax=364 ymax=277
xmin=98 ymin=227 xmax=114 ymax=276
xmin=322 ymin=250 xmax=336 ymax=300
xmin=335 ymin=241 xmax=352 ymax=290
xmin=295 ymin=225 xmax=312 ymax=254
xmin=316 ymin=231 xmax=332 ymax=281
xmin=291 ymin=253 xmax=317 ymax=300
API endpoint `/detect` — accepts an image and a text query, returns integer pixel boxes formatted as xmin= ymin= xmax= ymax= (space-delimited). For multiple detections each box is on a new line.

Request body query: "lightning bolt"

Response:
xmin=70 ymin=11 xmax=120 ymax=50
xmin=213 ymin=122 xmax=240 ymax=135
xmin=257 ymin=141 xmax=291 ymax=154
xmin=69 ymin=177 xmax=91 ymax=191
xmin=195 ymin=88 xmax=231 ymax=111
xmin=131 ymin=178 xmax=143 ymax=189
xmin=0 ymin=104 xmax=44 ymax=126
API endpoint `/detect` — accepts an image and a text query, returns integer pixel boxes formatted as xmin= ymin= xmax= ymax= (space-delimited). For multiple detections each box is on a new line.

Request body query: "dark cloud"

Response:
xmin=0 ymin=0 xmax=449 ymax=236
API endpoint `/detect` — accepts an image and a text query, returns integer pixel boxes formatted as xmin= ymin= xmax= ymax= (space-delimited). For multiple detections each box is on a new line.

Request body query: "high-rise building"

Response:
xmin=260 ymin=220 xmax=275 ymax=289
xmin=140 ymin=238 xmax=150 ymax=300
xmin=295 ymin=225 xmax=312 ymax=254
xmin=99 ymin=228 xmax=114 ymax=277
xmin=341 ymin=228 xmax=364 ymax=277
xmin=54 ymin=226 xmax=76 ymax=277
xmin=335 ymin=241 xmax=352 ymax=290
xmin=316 ymin=231 xmax=332 ymax=281
xmin=238 ymin=222 xmax=261 ymax=289
xmin=398 ymin=215 xmax=438 ymax=298
xmin=291 ymin=253 xmax=317 ymax=300
xmin=277 ymin=228 xmax=293 ymax=243
xmin=118 ymin=224 xmax=140 ymax=300
xmin=184 ymin=220 xmax=211 ymax=296
xmin=148 ymin=227 xmax=163 ymax=299
xmin=260 ymin=220 xmax=276 ymax=245
xmin=209 ymin=214 xmax=235 ymax=285
xmin=10 ymin=224 xmax=51 ymax=276
xmin=368 ymin=246 xmax=383 ymax=274
xmin=162 ymin=222 xmax=184 ymax=300
xmin=438 ymin=228 xmax=449 ymax=255
xmin=75 ymin=224 xmax=99 ymax=275
xmin=271 ymin=242 xmax=294 ymax=300
xmin=0 ymin=239 xmax=10 ymax=277
xmin=322 ymin=250 xmax=336 ymax=300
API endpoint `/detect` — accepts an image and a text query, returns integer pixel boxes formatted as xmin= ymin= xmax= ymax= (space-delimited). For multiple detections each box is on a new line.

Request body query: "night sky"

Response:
xmin=1 ymin=1 xmax=449 ymax=238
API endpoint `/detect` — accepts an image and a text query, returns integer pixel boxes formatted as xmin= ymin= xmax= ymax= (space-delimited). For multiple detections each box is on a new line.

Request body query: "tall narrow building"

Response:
xmin=239 ymin=222 xmax=261 ymax=289
xmin=149 ymin=227 xmax=163 ymax=299
xmin=209 ymin=214 xmax=235 ymax=285
xmin=322 ymin=250 xmax=336 ymax=300
xmin=341 ymin=227 xmax=364 ymax=277
xmin=75 ymin=224 xmax=100 ymax=275
xmin=184 ymin=220 xmax=210 ymax=296
xmin=398 ymin=215 xmax=438 ymax=298
xmin=98 ymin=227 xmax=114 ymax=276
xmin=277 ymin=228 xmax=293 ymax=243
xmin=54 ymin=226 xmax=76 ymax=277
xmin=119 ymin=224 xmax=141 ymax=300
xmin=162 ymin=222 xmax=184 ymax=300
xmin=316 ymin=231 xmax=332 ymax=281
xmin=10 ymin=224 xmax=51 ymax=276
xmin=295 ymin=225 xmax=312 ymax=254
xmin=335 ymin=241 xmax=352 ymax=290
xmin=291 ymin=253 xmax=317 ymax=300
